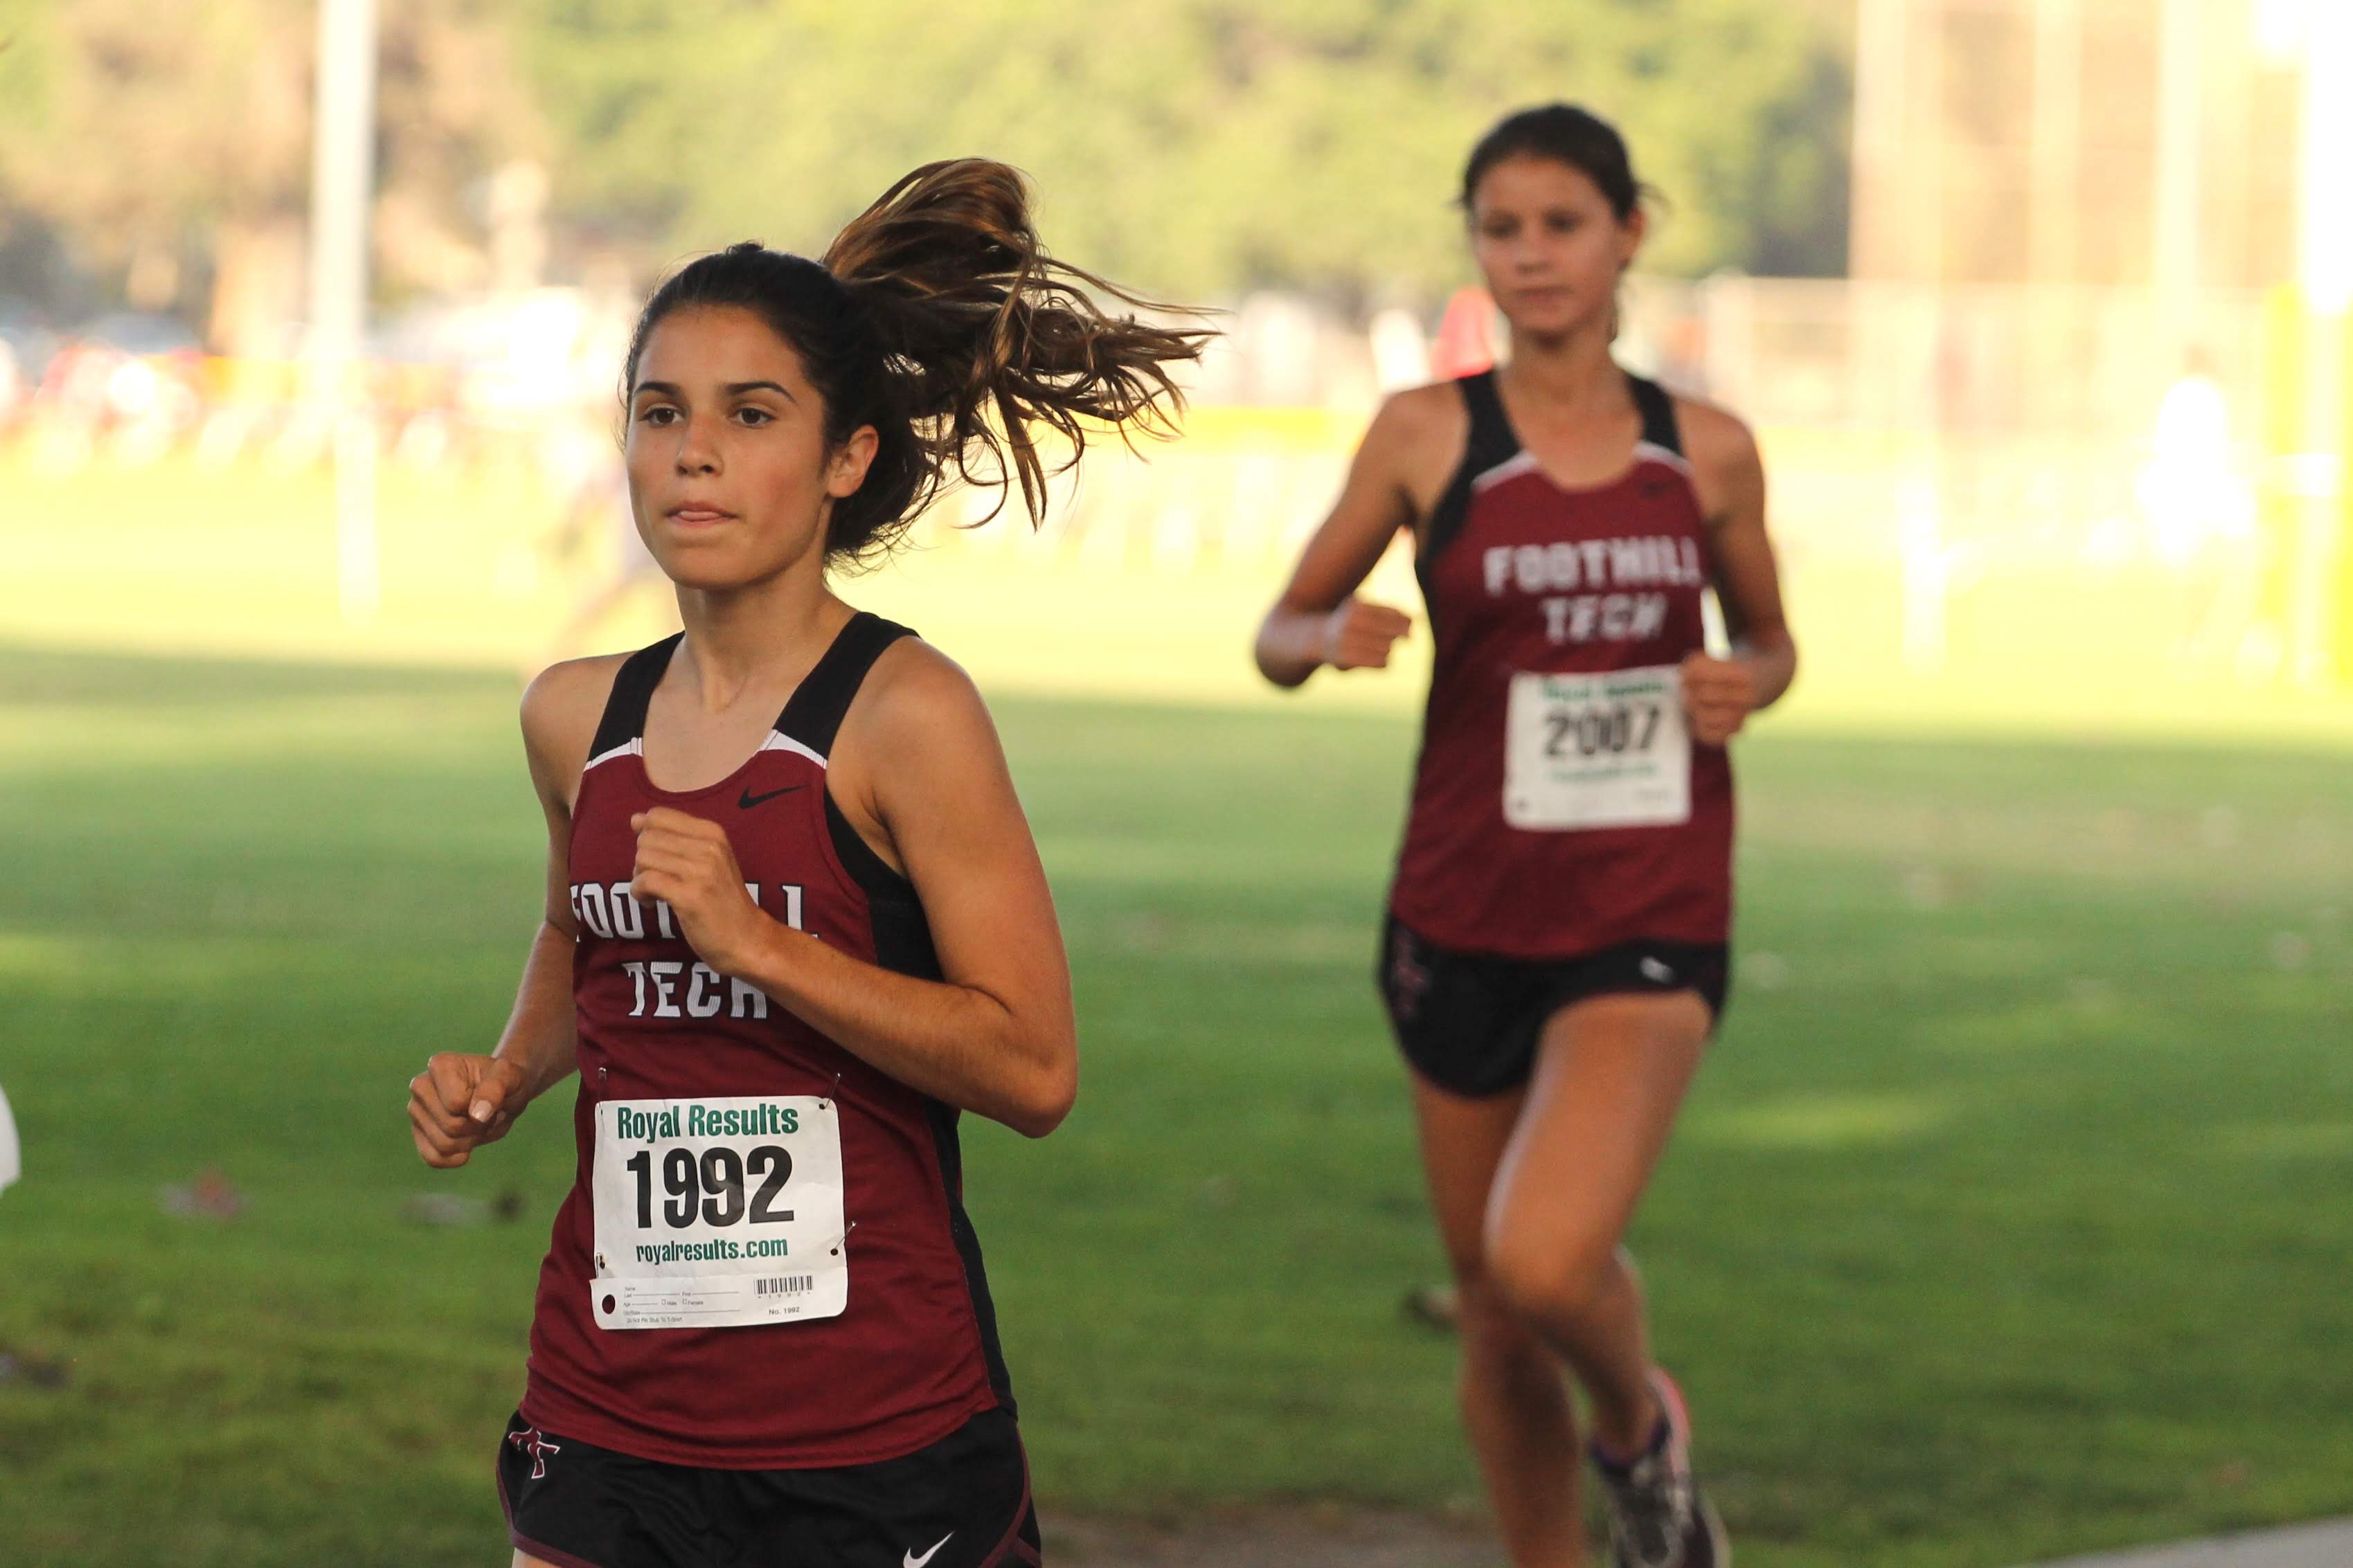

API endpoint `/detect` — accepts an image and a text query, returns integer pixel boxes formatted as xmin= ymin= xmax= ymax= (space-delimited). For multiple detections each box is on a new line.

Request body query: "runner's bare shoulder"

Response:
xmin=1365 ymin=380 xmax=1476 ymax=517
xmin=1377 ymin=379 xmax=1472 ymax=460
xmin=523 ymin=652 xmax=634 ymax=806
xmin=841 ymin=634 xmax=991 ymax=757
xmin=1664 ymin=395 xmax=1762 ymax=519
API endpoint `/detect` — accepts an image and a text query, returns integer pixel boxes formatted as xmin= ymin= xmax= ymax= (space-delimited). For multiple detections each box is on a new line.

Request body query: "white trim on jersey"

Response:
xmin=584 ymin=737 xmax=643 ymax=773
xmin=584 ymin=732 xmax=826 ymax=775
xmin=1473 ymin=444 xmax=1694 ymax=492
xmin=1471 ymin=450 xmax=1543 ymax=493
xmin=1633 ymin=440 xmax=1696 ymax=478
xmin=758 ymin=730 xmax=830 ymax=769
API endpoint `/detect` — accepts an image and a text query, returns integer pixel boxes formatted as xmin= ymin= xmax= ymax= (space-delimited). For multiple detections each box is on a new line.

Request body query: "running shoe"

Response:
xmin=1591 ymin=1369 xmax=1728 ymax=1568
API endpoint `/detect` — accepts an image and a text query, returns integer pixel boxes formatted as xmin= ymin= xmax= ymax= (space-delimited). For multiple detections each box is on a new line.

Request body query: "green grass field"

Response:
xmin=1 ymin=642 xmax=2350 ymax=1567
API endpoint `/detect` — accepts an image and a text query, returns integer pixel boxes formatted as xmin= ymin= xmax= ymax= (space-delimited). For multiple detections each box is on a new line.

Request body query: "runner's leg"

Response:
xmin=1411 ymin=1075 xmax=1586 ymax=1568
xmin=1483 ymin=991 xmax=1710 ymax=1457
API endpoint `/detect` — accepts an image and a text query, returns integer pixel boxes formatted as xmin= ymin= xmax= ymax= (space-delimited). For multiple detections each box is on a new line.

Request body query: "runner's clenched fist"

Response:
xmin=1321 ymin=596 xmax=1415 ymax=671
xmin=630 ymin=807 xmax=769 ymax=977
xmin=409 ymin=1052 xmax=530 ymax=1168
xmin=1679 ymin=651 xmax=1757 ymax=746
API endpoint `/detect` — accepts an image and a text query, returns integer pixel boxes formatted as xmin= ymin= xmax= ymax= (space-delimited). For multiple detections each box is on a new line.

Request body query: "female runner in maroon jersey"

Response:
xmin=404 ymin=160 xmax=1202 ymax=1568
xmin=1255 ymin=107 xmax=1796 ymax=1568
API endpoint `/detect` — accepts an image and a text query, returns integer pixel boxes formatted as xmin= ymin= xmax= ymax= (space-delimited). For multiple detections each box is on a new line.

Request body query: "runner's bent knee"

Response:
xmin=1453 ymin=1275 xmax=1556 ymax=1373
xmin=1482 ymin=1214 xmax=1621 ymax=1330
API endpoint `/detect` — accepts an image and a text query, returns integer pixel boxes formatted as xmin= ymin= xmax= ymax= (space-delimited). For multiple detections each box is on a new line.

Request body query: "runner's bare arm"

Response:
xmin=408 ymin=660 xmax=611 ymax=1168
xmin=1254 ymin=387 xmax=1452 ymax=687
xmin=1676 ymin=401 xmax=1796 ymax=745
xmin=629 ymin=643 xmax=1077 ymax=1138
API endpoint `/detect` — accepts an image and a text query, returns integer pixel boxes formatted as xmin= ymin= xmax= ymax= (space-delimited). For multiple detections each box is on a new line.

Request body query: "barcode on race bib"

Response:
xmin=756 ymin=1274 xmax=814 ymax=1297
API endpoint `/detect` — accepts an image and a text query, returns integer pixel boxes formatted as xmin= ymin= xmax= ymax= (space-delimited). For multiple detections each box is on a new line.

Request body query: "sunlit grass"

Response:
xmin=2 ymin=645 xmax=2350 ymax=1565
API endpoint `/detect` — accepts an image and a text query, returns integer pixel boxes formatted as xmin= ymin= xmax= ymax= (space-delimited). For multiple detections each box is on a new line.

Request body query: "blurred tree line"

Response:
xmin=0 ymin=0 xmax=1849 ymax=347
xmin=0 ymin=0 xmax=538 ymax=349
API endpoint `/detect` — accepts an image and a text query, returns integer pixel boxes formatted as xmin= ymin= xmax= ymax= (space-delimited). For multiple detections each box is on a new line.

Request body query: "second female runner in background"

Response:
xmin=1256 ymin=105 xmax=1796 ymax=1568
xmin=407 ymin=160 xmax=1204 ymax=1568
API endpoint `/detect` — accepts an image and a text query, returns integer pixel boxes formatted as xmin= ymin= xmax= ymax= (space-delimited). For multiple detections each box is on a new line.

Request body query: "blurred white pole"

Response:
xmin=310 ymin=0 xmax=379 ymax=624
xmin=1850 ymin=0 xmax=1907 ymax=280
xmin=2028 ymin=0 xmax=2084 ymax=487
xmin=2299 ymin=10 xmax=2353 ymax=318
xmin=2253 ymin=0 xmax=2309 ymax=63
xmin=1899 ymin=476 xmax=1948 ymax=674
xmin=2152 ymin=0 xmax=2203 ymax=364
xmin=2030 ymin=0 xmax=2082 ymax=289
xmin=2291 ymin=3 xmax=2352 ymax=686
xmin=1368 ymin=307 xmax=1431 ymax=395
xmin=0 ymin=1081 xmax=19 ymax=1195
xmin=1917 ymin=1 xmax=1944 ymax=289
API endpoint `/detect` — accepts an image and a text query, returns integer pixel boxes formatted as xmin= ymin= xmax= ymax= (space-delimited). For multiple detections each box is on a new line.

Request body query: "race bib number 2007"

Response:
xmin=1505 ymin=665 xmax=1692 ymax=831
xmin=589 ymin=1095 xmax=848 ymax=1331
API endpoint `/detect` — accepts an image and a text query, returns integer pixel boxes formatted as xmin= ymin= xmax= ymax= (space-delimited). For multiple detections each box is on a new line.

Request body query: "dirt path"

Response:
xmin=1045 ymin=1513 xmax=2353 ymax=1568
xmin=1048 ymin=1508 xmax=1500 ymax=1567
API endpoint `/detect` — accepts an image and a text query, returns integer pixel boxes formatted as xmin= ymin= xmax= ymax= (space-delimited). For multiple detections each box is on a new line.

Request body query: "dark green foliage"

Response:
xmin=519 ymin=0 xmax=1852 ymax=292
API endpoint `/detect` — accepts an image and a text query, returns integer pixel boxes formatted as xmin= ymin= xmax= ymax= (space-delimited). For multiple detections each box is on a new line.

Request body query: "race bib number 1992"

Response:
xmin=1505 ymin=665 xmax=1692 ymax=831
xmin=589 ymin=1095 xmax=848 ymax=1331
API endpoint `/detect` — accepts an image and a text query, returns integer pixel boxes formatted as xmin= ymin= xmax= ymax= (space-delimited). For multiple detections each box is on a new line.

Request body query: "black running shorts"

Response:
xmin=498 ymin=1407 xmax=1041 ymax=1568
xmin=1377 ymin=914 xmax=1729 ymax=1099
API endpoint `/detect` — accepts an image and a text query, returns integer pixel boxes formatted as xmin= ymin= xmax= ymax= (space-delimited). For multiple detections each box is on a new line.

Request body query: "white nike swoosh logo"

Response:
xmin=904 ymin=1533 xmax=954 ymax=1568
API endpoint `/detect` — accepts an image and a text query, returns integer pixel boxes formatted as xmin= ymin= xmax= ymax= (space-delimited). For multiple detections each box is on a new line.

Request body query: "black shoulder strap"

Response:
xmin=1420 ymin=370 xmax=1523 ymax=570
xmin=776 ymin=612 xmax=917 ymax=758
xmin=1456 ymin=369 xmax=1523 ymax=481
xmin=1627 ymin=372 xmax=1684 ymax=459
xmin=587 ymin=633 xmax=683 ymax=759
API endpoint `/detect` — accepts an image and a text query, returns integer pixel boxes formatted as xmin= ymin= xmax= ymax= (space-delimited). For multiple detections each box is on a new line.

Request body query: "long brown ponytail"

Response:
xmin=622 ymin=159 xmax=1210 ymax=566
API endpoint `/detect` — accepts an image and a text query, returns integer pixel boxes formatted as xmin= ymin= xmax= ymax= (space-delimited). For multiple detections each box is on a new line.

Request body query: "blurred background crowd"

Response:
xmin=3 ymin=1 xmax=2347 ymax=737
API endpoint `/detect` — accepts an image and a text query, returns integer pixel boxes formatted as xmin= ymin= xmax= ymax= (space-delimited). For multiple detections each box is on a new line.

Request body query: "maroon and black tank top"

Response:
xmin=1388 ymin=369 xmax=1735 ymax=959
xmin=521 ymin=612 xmax=1013 ymax=1469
